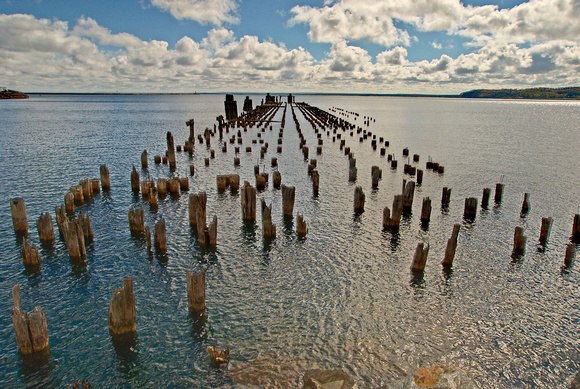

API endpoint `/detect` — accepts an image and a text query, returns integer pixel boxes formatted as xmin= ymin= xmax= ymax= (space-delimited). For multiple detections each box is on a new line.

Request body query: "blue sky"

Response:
xmin=1 ymin=0 xmax=578 ymax=93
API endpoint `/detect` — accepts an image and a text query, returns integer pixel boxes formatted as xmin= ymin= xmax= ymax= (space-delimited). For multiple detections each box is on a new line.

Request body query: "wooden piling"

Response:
xmin=565 ymin=244 xmax=576 ymax=267
xmin=168 ymin=151 xmax=177 ymax=170
xmin=80 ymin=178 xmax=93 ymax=200
xmin=539 ymin=217 xmax=553 ymax=244
xmin=66 ymin=218 xmax=86 ymax=260
xmin=255 ymin=174 xmax=266 ymax=190
xmin=190 ymin=165 xmax=195 ymax=176
xmin=481 ymin=188 xmax=491 ymax=208
xmin=282 ymin=185 xmax=296 ymax=217
xmin=208 ymin=215 xmax=218 ymax=245
xmin=141 ymin=150 xmax=148 ymax=169
xmin=100 ymin=165 xmax=110 ymax=191
xmin=189 ymin=192 xmax=207 ymax=227
xmin=442 ymin=187 xmax=452 ymax=205
xmin=64 ymin=192 xmax=74 ymax=214
xmin=494 ymin=183 xmax=504 ymax=204
xmin=464 ymin=198 xmax=478 ymax=219
xmin=157 ymin=178 xmax=167 ymax=197
xmin=420 ymin=197 xmax=432 ymax=222
xmin=410 ymin=243 xmax=429 ymax=272
xmin=297 ymin=213 xmax=307 ymax=235
xmin=371 ymin=166 xmax=381 ymax=188
xmin=70 ymin=185 xmax=84 ymax=203
xmin=312 ymin=170 xmax=319 ymax=195
xmin=167 ymin=178 xmax=180 ymax=196
xmin=179 ymin=177 xmax=189 ymax=191
xmin=154 ymin=155 xmax=162 ymax=164
xmin=402 ymin=181 xmax=415 ymax=212
xmin=513 ymin=226 xmax=526 ymax=255
xmin=571 ymin=214 xmax=580 ymax=241
xmin=128 ymin=207 xmax=145 ymax=233
xmin=521 ymin=193 xmax=530 ymax=214
xmin=234 ymin=157 xmax=240 ymax=166
xmin=442 ymin=224 xmax=461 ymax=268
xmin=55 ymin=205 xmax=67 ymax=238
xmin=91 ymin=179 xmax=100 ymax=194
xmin=217 ymin=175 xmax=228 ymax=192
xmin=229 ymin=174 xmax=240 ymax=191
xmin=37 ymin=212 xmax=55 ymax=243
xmin=261 ymin=199 xmax=276 ymax=239
xmin=22 ymin=237 xmax=41 ymax=269
xmin=154 ymin=218 xmax=167 ymax=252
xmin=241 ymin=182 xmax=257 ymax=220
xmin=12 ymin=293 xmax=49 ymax=355
xmin=417 ymin=169 xmax=423 ymax=185
xmin=108 ymin=277 xmax=136 ymax=335
xmin=131 ymin=166 xmax=140 ymax=193
xmin=273 ymin=171 xmax=281 ymax=189
xmin=78 ymin=211 xmax=93 ymax=240
xmin=272 ymin=157 xmax=278 ymax=167
xmin=145 ymin=226 xmax=151 ymax=251
xmin=354 ymin=186 xmax=365 ymax=212
xmin=349 ymin=167 xmax=357 ymax=181
xmin=207 ymin=346 xmax=230 ymax=368
xmin=11 ymin=198 xmax=28 ymax=235
xmin=186 ymin=270 xmax=205 ymax=311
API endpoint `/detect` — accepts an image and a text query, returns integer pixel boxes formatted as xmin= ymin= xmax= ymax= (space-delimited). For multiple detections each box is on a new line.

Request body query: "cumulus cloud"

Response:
xmin=148 ymin=0 xmax=239 ymax=25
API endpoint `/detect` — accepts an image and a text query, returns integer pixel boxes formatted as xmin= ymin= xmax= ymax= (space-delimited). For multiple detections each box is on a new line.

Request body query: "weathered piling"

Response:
xmin=22 ymin=237 xmax=41 ymax=269
xmin=349 ymin=167 xmax=357 ymax=182
xmin=261 ymin=199 xmax=276 ymax=239
xmin=420 ymin=197 xmax=432 ymax=222
xmin=128 ymin=207 xmax=145 ymax=233
xmin=12 ymin=286 xmax=49 ymax=355
xmin=145 ymin=226 xmax=151 ymax=251
xmin=234 ymin=157 xmax=240 ymax=166
xmin=417 ymin=169 xmax=423 ymax=185
xmin=229 ymin=174 xmax=240 ymax=191
xmin=312 ymin=170 xmax=319 ymax=195
xmin=521 ymin=193 xmax=530 ymax=214
xmin=539 ymin=217 xmax=553 ymax=244
xmin=154 ymin=155 xmax=162 ymax=164
xmin=441 ymin=187 xmax=452 ymax=205
xmin=11 ymin=198 xmax=28 ymax=234
xmin=189 ymin=192 xmax=207 ymax=227
xmin=208 ymin=346 xmax=230 ymax=368
xmin=208 ymin=215 xmax=218 ymax=246
xmin=481 ymin=188 xmax=491 ymax=208
xmin=131 ymin=166 xmax=140 ymax=193
xmin=91 ymin=179 xmax=101 ymax=194
xmin=154 ymin=218 xmax=167 ymax=252
xmin=217 ymin=175 xmax=228 ymax=192
xmin=70 ymin=185 xmax=84 ymax=203
xmin=78 ymin=211 xmax=93 ymax=240
xmin=141 ymin=150 xmax=148 ymax=169
xmin=168 ymin=151 xmax=177 ymax=170
xmin=571 ymin=214 xmax=580 ymax=242
xmin=186 ymin=270 xmax=205 ymax=311
xmin=167 ymin=131 xmax=175 ymax=151
xmin=513 ymin=226 xmax=526 ymax=256
xmin=80 ymin=178 xmax=93 ymax=200
xmin=402 ymin=181 xmax=415 ymax=212
xmin=442 ymin=224 xmax=461 ymax=268
xmin=353 ymin=186 xmax=365 ymax=212
xmin=141 ymin=180 xmax=153 ymax=198
xmin=464 ymin=198 xmax=478 ymax=219
xmin=410 ymin=243 xmax=430 ymax=273
xmin=37 ymin=212 xmax=55 ymax=243
xmin=282 ymin=185 xmax=296 ymax=217
xmin=255 ymin=174 xmax=266 ymax=190
xmin=296 ymin=213 xmax=308 ymax=236
xmin=273 ymin=171 xmax=281 ymax=189
xmin=565 ymin=244 xmax=576 ymax=267
xmin=371 ymin=166 xmax=381 ymax=188
xmin=157 ymin=178 xmax=167 ymax=197
xmin=241 ymin=182 xmax=257 ymax=220
xmin=190 ymin=164 xmax=195 ymax=176
xmin=108 ymin=277 xmax=136 ymax=335
xmin=64 ymin=192 xmax=74 ymax=214
xmin=66 ymin=218 xmax=86 ymax=260
xmin=179 ymin=177 xmax=189 ymax=191
xmin=100 ymin=165 xmax=110 ymax=191
xmin=167 ymin=178 xmax=180 ymax=196
xmin=494 ymin=183 xmax=504 ymax=204
xmin=55 ymin=205 xmax=67 ymax=237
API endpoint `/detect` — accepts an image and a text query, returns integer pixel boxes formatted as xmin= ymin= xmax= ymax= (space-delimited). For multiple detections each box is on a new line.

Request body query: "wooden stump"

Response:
xmin=217 ymin=175 xmax=228 ymax=192
xmin=141 ymin=150 xmax=148 ymax=169
xmin=63 ymin=192 xmax=74 ymax=214
xmin=128 ymin=207 xmax=145 ymax=233
xmin=12 ymin=294 xmax=49 ymax=355
xmin=100 ymin=165 xmax=110 ymax=191
xmin=189 ymin=192 xmax=207 ymax=227
xmin=494 ymin=183 xmax=504 ymax=204
xmin=108 ymin=277 xmax=136 ymax=335
xmin=11 ymin=198 xmax=28 ymax=235
xmin=255 ymin=174 xmax=266 ymax=190
xmin=403 ymin=181 xmax=415 ymax=212
xmin=145 ymin=226 xmax=151 ymax=251
xmin=273 ymin=171 xmax=281 ymax=189
xmin=371 ymin=166 xmax=381 ymax=188
xmin=55 ymin=205 xmax=67 ymax=237
xmin=513 ymin=226 xmax=526 ymax=256
xmin=80 ymin=178 xmax=93 ymax=200
xmin=349 ymin=167 xmax=357 ymax=182
xmin=234 ymin=157 xmax=240 ymax=166
xmin=410 ymin=243 xmax=430 ymax=272
xmin=78 ymin=211 xmax=93 ymax=240
xmin=383 ymin=195 xmax=404 ymax=228
xmin=208 ymin=215 xmax=218 ymax=246
xmin=312 ymin=170 xmax=319 ymax=195
xmin=539 ymin=217 xmax=553 ymax=244
xmin=521 ymin=193 xmax=530 ymax=214
xmin=565 ymin=244 xmax=576 ymax=267
xmin=442 ymin=224 xmax=461 ymax=268
xmin=417 ymin=169 xmax=423 ymax=185
xmin=420 ymin=197 xmax=432 ymax=222
xmin=37 ymin=212 xmax=55 ymax=243
xmin=131 ymin=166 xmax=140 ymax=193
xmin=157 ymin=178 xmax=167 ymax=197
xmin=261 ymin=199 xmax=276 ymax=239
xmin=154 ymin=155 xmax=161 ymax=164
xmin=66 ymin=218 xmax=86 ymax=260
xmin=353 ymin=186 xmax=365 ymax=212
xmin=297 ymin=213 xmax=308 ymax=235
xmin=229 ymin=174 xmax=240 ymax=191
xmin=168 ymin=150 xmax=176 ymax=170
xmin=464 ymin=198 xmax=478 ymax=219
xmin=186 ymin=270 xmax=205 ymax=311
xmin=154 ymin=218 xmax=167 ymax=252
xmin=179 ymin=177 xmax=189 ymax=191
xmin=571 ymin=214 xmax=580 ymax=242
xmin=282 ymin=185 xmax=296 ymax=217
xmin=481 ymin=188 xmax=491 ymax=208
xmin=271 ymin=157 xmax=278 ymax=167
xmin=207 ymin=346 xmax=230 ymax=368
xmin=22 ymin=237 xmax=41 ymax=269
xmin=167 ymin=178 xmax=180 ymax=196
xmin=241 ymin=182 xmax=257 ymax=220
xmin=441 ymin=187 xmax=452 ymax=205
xmin=91 ymin=179 xmax=100 ymax=194
xmin=70 ymin=185 xmax=84 ymax=203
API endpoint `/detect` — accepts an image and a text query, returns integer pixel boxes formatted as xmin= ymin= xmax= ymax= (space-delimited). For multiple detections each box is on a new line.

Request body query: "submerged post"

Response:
xmin=10 ymin=198 xmax=28 ymax=235
xmin=12 ymin=286 xmax=49 ymax=355
xmin=494 ymin=183 xmax=504 ymax=204
xmin=481 ymin=188 xmax=491 ymax=209
xmin=442 ymin=224 xmax=461 ymax=268
xmin=513 ymin=226 xmax=526 ymax=256
xmin=539 ymin=217 xmax=553 ymax=245
xmin=186 ymin=270 xmax=205 ymax=311
xmin=37 ymin=212 xmax=55 ymax=243
xmin=282 ymin=185 xmax=295 ymax=217
xmin=521 ymin=193 xmax=530 ymax=214
xmin=100 ymin=165 xmax=110 ymax=191
xmin=108 ymin=277 xmax=136 ymax=335
xmin=154 ymin=218 xmax=167 ymax=252
xmin=241 ymin=182 xmax=257 ymax=221
xmin=410 ymin=243 xmax=430 ymax=273
xmin=354 ymin=186 xmax=365 ymax=212
xmin=464 ymin=198 xmax=478 ymax=219
xmin=297 ymin=213 xmax=308 ymax=236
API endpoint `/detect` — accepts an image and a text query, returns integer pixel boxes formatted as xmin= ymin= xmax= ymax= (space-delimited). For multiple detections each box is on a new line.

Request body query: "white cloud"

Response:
xmin=432 ymin=42 xmax=442 ymax=49
xmin=148 ymin=0 xmax=239 ymax=25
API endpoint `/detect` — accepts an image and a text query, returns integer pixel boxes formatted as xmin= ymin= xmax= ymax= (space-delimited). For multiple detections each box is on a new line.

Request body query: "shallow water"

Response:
xmin=0 ymin=94 xmax=579 ymax=388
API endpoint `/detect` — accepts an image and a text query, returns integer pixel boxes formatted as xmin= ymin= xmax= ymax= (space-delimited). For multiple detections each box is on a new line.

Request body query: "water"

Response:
xmin=0 ymin=94 xmax=579 ymax=388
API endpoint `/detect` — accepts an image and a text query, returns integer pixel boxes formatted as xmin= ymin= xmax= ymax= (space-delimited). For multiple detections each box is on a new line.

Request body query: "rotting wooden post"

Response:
xmin=420 ymin=197 xmax=432 ymax=222
xmin=565 ymin=244 xmax=576 ymax=267
xmin=354 ymin=186 xmax=365 ymax=212
xmin=22 ymin=237 xmax=41 ymax=269
xmin=208 ymin=216 xmax=217 ymax=245
xmin=154 ymin=155 xmax=162 ymax=164
xmin=80 ymin=178 xmax=93 ymax=200
xmin=417 ymin=169 xmax=423 ymax=185
xmin=145 ymin=226 xmax=151 ymax=251
xmin=131 ymin=166 xmax=140 ymax=193
xmin=11 ymin=198 xmax=28 ymax=234
xmin=261 ymin=199 xmax=276 ymax=239
xmin=70 ymin=185 xmax=84 ymax=203
xmin=154 ymin=218 xmax=167 ymax=252
xmin=217 ymin=175 xmax=228 ymax=192
xmin=371 ymin=166 xmax=381 ymax=188
xmin=402 ymin=181 xmax=415 ymax=212
xmin=481 ymin=188 xmax=491 ymax=208
xmin=100 ymin=165 xmax=110 ymax=191
xmin=55 ymin=205 xmax=67 ymax=238
xmin=168 ymin=151 xmax=177 ymax=170
xmin=186 ymin=270 xmax=205 ymax=311
xmin=140 ymin=180 xmax=152 ymax=198
xmin=282 ymin=185 xmax=296 ymax=217
xmin=312 ymin=170 xmax=319 ymax=195
xmin=189 ymin=192 xmax=207 ymax=227
xmin=464 ymin=198 xmax=478 ymax=219
xmin=108 ymin=277 xmax=136 ymax=335
xmin=64 ymin=192 xmax=74 ymax=214
xmin=410 ymin=242 xmax=430 ymax=272
xmin=441 ymin=187 xmax=451 ymax=205
xmin=521 ymin=193 xmax=530 ymax=214
xmin=273 ymin=171 xmax=281 ymax=189
xmin=234 ymin=157 xmax=240 ymax=166
xmin=240 ymin=182 xmax=256 ymax=221
xmin=37 ymin=212 xmax=55 ymax=243
xmin=297 ymin=213 xmax=308 ymax=235
xmin=91 ymin=179 xmax=100 ymax=194
xmin=207 ymin=346 xmax=230 ymax=368
xmin=141 ymin=150 xmax=148 ymax=169
xmin=255 ymin=174 xmax=266 ymax=190
xmin=539 ymin=217 xmax=553 ymax=245
xmin=349 ymin=167 xmax=357 ymax=182
xmin=190 ymin=164 xmax=195 ymax=176
xmin=128 ymin=207 xmax=145 ymax=233
xmin=179 ymin=177 xmax=189 ymax=191
xmin=66 ymin=218 xmax=86 ymax=260
xmin=78 ymin=211 xmax=93 ymax=241
xmin=271 ymin=157 xmax=278 ymax=167
xmin=167 ymin=178 xmax=180 ymax=196
xmin=494 ymin=183 xmax=504 ymax=204
xmin=442 ymin=224 xmax=461 ymax=268
xmin=229 ymin=174 xmax=240 ymax=191
xmin=513 ymin=226 xmax=526 ymax=256
xmin=157 ymin=178 xmax=167 ymax=197
xmin=571 ymin=214 xmax=580 ymax=242
xmin=12 ymin=288 xmax=49 ymax=355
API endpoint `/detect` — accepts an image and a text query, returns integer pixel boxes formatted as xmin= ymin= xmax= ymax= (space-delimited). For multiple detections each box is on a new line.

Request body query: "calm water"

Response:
xmin=0 ymin=94 xmax=579 ymax=388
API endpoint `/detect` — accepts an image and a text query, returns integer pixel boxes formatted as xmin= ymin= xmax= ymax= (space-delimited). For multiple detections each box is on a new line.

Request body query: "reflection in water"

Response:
xmin=189 ymin=310 xmax=208 ymax=341
xmin=420 ymin=219 xmax=430 ymax=232
xmin=283 ymin=216 xmax=294 ymax=236
xmin=18 ymin=349 xmax=54 ymax=388
xmin=155 ymin=251 xmax=169 ymax=268
xmin=440 ymin=268 xmax=454 ymax=297
xmin=70 ymin=258 xmax=88 ymax=279
xmin=241 ymin=220 xmax=257 ymax=244
xmin=409 ymin=270 xmax=426 ymax=291
xmin=111 ymin=332 xmax=140 ymax=381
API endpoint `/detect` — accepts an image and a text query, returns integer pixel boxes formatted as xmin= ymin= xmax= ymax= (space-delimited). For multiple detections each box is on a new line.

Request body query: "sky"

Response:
xmin=0 ymin=0 xmax=579 ymax=94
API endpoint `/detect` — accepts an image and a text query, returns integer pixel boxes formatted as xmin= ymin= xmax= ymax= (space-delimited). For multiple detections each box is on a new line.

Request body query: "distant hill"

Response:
xmin=460 ymin=87 xmax=580 ymax=100
xmin=0 ymin=89 xmax=29 ymax=99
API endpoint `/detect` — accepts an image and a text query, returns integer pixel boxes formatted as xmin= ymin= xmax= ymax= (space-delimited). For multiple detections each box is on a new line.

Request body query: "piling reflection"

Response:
xmin=111 ymin=332 xmax=140 ymax=380
xmin=18 ymin=349 xmax=54 ymax=388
